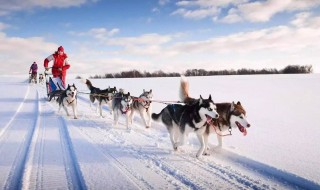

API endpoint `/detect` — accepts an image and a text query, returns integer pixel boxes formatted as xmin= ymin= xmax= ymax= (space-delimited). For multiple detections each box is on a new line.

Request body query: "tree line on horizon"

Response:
xmin=77 ymin=65 xmax=313 ymax=79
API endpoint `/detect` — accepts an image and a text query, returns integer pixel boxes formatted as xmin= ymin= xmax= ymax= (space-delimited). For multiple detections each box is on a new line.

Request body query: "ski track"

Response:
xmin=1 ymin=82 xmax=319 ymax=189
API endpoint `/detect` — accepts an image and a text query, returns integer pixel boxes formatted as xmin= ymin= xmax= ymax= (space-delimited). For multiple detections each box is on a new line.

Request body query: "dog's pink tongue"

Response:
xmin=237 ymin=123 xmax=247 ymax=136
xmin=206 ymin=116 xmax=212 ymax=123
xmin=242 ymin=128 xmax=247 ymax=136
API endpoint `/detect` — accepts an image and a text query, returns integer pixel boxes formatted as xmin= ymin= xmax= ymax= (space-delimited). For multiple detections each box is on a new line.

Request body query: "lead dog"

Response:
xmin=152 ymin=78 xmax=219 ymax=158
xmin=179 ymin=76 xmax=251 ymax=155
xmin=130 ymin=89 xmax=153 ymax=128
xmin=112 ymin=90 xmax=133 ymax=130
xmin=58 ymin=84 xmax=78 ymax=119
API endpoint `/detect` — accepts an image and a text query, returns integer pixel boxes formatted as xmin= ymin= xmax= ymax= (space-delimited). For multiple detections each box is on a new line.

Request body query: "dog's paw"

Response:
xmin=145 ymin=125 xmax=150 ymax=128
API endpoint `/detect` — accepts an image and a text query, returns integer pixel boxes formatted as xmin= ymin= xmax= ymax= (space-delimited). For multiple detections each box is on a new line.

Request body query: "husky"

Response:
xmin=206 ymin=101 xmax=251 ymax=150
xmin=179 ymin=76 xmax=251 ymax=155
xmin=130 ymin=89 xmax=153 ymax=128
xmin=29 ymin=73 xmax=37 ymax=84
xmin=39 ymin=74 xmax=44 ymax=84
xmin=84 ymin=79 xmax=117 ymax=117
xmin=152 ymin=77 xmax=219 ymax=157
xmin=58 ymin=84 xmax=78 ymax=119
xmin=112 ymin=90 xmax=133 ymax=130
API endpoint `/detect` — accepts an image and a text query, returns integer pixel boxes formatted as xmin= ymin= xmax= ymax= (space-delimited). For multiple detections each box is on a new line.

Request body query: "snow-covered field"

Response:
xmin=0 ymin=74 xmax=319 ymax=189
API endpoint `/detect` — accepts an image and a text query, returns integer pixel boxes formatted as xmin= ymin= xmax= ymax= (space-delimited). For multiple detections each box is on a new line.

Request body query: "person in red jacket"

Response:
xmin=44 ymin=46 xmax=70 ymax=87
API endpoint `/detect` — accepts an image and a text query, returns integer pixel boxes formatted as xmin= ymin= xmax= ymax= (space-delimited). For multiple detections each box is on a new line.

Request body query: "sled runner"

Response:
xmin=45 ymin=70 xmax=65 ymax=101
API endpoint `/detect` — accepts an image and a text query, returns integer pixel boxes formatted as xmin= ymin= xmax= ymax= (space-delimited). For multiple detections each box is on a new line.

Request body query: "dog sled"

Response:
xmin=45 ymin=70 xmax=65 ymax=101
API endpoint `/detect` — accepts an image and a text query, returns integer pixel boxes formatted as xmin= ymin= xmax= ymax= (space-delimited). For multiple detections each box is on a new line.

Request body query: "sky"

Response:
xmin=0 ymin=0 xmax=320 ymax=76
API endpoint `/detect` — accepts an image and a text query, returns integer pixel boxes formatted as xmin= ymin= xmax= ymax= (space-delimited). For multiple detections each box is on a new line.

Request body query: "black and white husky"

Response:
xmin=58 ymin=84 xmax=78 ymax=119
xmin=152 ymin=78 xmax=219 ymax=158
xmin=130 ymin=89 xmax=153 ymax=128
xmin=84 ymin=79 xmax=117 ymax=117
xmin=112 ymin=90 xmax=133 ymax=130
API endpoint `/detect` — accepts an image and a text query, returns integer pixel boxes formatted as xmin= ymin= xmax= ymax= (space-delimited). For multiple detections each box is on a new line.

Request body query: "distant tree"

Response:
xmin=281 ymin=65 xmax=313 ymax=74
xmin=82 ymin=65 xmax=312 ymax=79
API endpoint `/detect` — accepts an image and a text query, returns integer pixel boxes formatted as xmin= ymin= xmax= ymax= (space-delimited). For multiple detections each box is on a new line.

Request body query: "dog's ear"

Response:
xmin=150 ymin=89 xmax=152 ymax=93
xmin=128 ymin=92 xmax=130 ymax=96
xmin=143 ymin=89 xmax=145 ymax=93
xmin=208 ymin=94 xmax=212 ymax=101
xmin=231 ymin=101 xmax=235 ymax=111
xmin=199 ymin=95 xmax=203 ymax=104
xmin=237 ymin=101 xmax=241 ymax=105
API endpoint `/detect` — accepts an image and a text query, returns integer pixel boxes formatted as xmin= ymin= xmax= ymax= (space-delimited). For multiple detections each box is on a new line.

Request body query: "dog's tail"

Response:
xmin=83 ymin=79 xmax=93 ymax=90
xmin=151 ymin=112 xmax=162 ymax=122
xmin=179 ymin=75 xmax=190 ymax=102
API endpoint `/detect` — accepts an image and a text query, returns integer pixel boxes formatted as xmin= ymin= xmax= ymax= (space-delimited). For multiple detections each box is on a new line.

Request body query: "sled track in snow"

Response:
xmin=71 ymin=112 xmax=172 ymax=188
xmin=0 ymin=85 xmax=30 ymax=139
xmin=58 ymin=116 xmax=87 ymax=190
xmin=1 ymin=88 xmax=38 ymax=189
xmin=39 ymin=88 xmax=87 ymax=190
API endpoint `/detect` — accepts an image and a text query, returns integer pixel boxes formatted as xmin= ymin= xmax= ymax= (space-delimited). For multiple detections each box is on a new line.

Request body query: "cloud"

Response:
xmin=0 ymin=22 xmax=9 ymax=30
xmin=159 ymin=0 xmax=170 ymax=6
xmin=68 ymin=12 xmax=320 ymax=73
xmin=98 ymin=12 xmax=320 ymax=57
xmin=173 ymin=0 xmax=320 ymax=23
xmin=172 ymin=6 xmax=220 ymax=20
xmin=69 ymin=27 xmax=120 ymax=40
xmin=171 ymin=13 xmax=320 ymax=54
xmin=0 ymin=0 xmax=99 ymax=16
xmin=0 ymin=32 xmax=58 ymax=74
xmin=106 ymin=33 xmax=173 ymax=47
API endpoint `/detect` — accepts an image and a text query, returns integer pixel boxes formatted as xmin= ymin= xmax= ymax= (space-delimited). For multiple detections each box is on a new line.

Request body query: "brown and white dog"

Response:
xmin=179 ymin=76 xmax=251 ymax=155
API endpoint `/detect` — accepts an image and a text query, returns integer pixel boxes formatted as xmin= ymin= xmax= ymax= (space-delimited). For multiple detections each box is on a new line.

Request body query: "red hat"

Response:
xmin=58 ymin=46 xmax=64 ymax=52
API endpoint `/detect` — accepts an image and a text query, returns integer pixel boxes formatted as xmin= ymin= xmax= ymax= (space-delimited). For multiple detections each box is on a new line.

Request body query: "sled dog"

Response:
xmin=84 ymin=79 xmax=117 ymax=117
xmin=152 ymin=78 xmax=219 ymax=157
xmin=39 ymin=74 xmax=44 ymax=84
xmin=206 ymin=101 xmax=251 ymax=149
xmin=58 ymin=84 xmax=78 ymax=119
xmin=29 ymin=73 xmax=37 ymax=84
xmin=130 ymin=89 xmax=153 ymax=128
xmin=112 ymin=90 xmax=133 ymax=129
xmin=179 ymin=76 xmax=251 ymax=155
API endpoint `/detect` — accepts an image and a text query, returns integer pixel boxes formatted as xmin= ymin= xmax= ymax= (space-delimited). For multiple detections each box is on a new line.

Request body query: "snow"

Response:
xmin=0 ymin=74 xmax=319 ymax=189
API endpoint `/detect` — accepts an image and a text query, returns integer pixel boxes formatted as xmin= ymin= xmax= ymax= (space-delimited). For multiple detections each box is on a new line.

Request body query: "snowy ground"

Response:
xmin=0 ymin=74 xmax=319 ymax=190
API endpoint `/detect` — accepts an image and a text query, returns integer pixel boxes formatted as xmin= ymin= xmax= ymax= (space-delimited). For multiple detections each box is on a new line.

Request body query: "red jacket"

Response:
xmin=44 ymin=51 xmax=70 ymax=77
